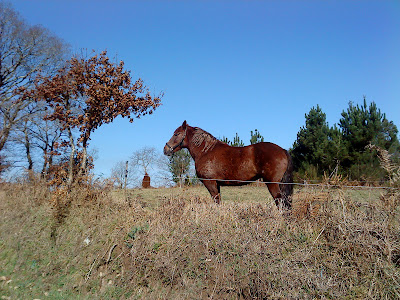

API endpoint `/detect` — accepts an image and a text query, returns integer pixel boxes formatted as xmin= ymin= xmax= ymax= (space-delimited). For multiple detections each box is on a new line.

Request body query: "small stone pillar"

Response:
xmin=142 ymin=172 xmax=151 ymax=188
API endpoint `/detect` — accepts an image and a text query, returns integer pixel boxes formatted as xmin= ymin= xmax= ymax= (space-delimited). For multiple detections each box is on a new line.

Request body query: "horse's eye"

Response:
xmin=174 ymin=133 xmax=178 ymax=136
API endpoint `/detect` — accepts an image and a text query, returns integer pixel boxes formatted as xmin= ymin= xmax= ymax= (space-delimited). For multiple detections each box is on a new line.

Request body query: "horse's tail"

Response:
xmin=280 ymin=150 xmax=294 ymax=208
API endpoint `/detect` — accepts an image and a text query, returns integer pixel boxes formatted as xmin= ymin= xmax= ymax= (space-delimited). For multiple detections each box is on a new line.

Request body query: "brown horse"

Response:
xmin=164 ymin=121 xmax=293 ymax=209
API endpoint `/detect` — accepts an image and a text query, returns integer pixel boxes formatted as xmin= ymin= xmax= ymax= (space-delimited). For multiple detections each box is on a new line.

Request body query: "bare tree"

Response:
xmin=131 ymin=146 xmax=158 ymax=177
xmin=155 ymin=153 xmax=176 ymax=187
xmin=30 ymin=113 xmax=65 ymax=176
xmin=13 ymin=116 xmax=34 ymax=171
xmin=0 ymin=2 xmax=69 ymax=153
xmin=10 ymin=102 xmax=42 ymax=170
xmin=8 ymin=98 xmax=65 ymax=177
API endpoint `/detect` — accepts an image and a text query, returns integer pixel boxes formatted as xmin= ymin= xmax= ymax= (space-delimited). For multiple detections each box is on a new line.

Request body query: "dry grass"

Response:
xmin=121 ymin=186 xmax=399 ymax=299
xmin=1 ymin=182 xmax=399 ymax=299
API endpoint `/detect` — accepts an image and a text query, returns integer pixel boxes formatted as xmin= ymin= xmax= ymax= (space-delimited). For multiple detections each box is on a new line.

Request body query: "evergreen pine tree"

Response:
xmin=231 ymin=133 xmax=244 ymax=147
xmin=220 ymin=136 xmax=231 ymax=145
xmin=291 ymin=105 xmax=333 ymax=176
xmin=250 ymin=129 xmax=264 ymax=144
xmin=338 ymin=97 xmax=399 ymax=180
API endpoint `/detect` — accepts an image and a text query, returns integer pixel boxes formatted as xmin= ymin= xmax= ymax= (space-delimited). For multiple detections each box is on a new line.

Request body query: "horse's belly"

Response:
xmin=196 ymin=157 xmax=257 ymax=182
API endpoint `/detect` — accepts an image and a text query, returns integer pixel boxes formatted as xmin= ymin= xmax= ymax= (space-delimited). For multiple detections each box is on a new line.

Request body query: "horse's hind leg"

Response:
xmin=266 ymin=183 xmax=283 ymax=208
xmin=202 ymin=180 xmax=221 ymax=204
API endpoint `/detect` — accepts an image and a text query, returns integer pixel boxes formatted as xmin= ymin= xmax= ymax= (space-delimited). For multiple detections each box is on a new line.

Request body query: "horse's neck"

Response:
xmin=187 ymin=127 xmax=219 ymax=159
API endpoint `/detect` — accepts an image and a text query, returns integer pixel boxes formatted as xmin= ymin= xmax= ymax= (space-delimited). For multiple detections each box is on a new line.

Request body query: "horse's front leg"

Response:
xmin=202 ymin=180 xmax=221 ymax=204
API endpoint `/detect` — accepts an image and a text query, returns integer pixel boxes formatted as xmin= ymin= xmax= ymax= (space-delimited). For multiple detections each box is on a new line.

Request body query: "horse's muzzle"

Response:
xmin=163 ymin=144 xmax=173 ymax=156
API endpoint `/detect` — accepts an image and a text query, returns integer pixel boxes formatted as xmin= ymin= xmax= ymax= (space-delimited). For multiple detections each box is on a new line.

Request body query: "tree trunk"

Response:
xmin=0 ymin=124 xmax=11 ymax=153
xmin=77 ymin=138 xmax=88 ymax=179
xmin=23 ymin=127 xmax=33 ymax=170
xmin=41 ymin=149 xmax=48 ymax=178
xmin=48 ymin=143 xmax=55 ymax=172
xmin=67 ymin=127 xmax=75 ymax=187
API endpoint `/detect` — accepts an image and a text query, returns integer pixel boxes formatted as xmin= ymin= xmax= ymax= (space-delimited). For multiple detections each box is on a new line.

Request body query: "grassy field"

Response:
xmin=1 ymin=183 xmax=399 ymax=299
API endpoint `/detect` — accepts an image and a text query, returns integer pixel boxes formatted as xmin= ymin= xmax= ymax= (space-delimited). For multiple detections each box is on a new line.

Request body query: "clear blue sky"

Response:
xmin=10 ymin=0 xmax=400 ymax=178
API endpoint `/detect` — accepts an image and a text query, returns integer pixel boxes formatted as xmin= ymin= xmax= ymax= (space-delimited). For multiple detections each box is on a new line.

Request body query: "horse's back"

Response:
xmin=252 ymin=142 xmax=288 ymax=159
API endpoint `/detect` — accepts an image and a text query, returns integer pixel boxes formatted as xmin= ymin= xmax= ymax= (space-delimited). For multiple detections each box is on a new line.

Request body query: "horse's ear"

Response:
xmin=182 ymin=120 xmax=187 ymax=129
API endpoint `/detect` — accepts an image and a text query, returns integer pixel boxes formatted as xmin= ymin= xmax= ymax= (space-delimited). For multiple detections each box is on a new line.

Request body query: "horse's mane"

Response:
xmin=191 ymin=127 xmax=218 ymax=152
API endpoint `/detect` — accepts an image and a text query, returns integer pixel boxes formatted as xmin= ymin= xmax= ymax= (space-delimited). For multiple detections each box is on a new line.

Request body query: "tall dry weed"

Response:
xmin=367 ymin=143 xmax=400 ymax=186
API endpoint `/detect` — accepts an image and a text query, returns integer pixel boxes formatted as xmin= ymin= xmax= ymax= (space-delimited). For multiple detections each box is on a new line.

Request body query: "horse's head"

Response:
xmin=164 ymin=120 xmax=188 ymax=156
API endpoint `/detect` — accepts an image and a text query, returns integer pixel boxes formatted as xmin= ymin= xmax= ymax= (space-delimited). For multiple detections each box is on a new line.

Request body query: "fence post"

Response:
xmin=125 ymin=161 xmax=129 ymax=205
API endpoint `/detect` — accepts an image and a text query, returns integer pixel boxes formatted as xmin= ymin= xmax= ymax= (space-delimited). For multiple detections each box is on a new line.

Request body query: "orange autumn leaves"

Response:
xmin=20 ymin=50 xmax=162 ymax=185
xmin=26 ymin=51 xmax=161 ymax=145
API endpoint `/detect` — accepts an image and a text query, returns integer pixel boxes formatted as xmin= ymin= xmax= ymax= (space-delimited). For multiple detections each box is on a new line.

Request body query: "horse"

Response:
xmin=164 ymin=121 xmax=293 ymax=209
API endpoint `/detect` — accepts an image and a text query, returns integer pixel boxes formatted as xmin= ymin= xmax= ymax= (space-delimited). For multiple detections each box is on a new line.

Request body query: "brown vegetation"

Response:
xmin=1 ymin=180 xmax=399 ymax=299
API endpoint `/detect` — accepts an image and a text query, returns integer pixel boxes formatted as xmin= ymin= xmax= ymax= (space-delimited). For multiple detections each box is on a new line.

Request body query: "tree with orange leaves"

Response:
xmin=26 ymin=51 xmax=162 ymax=186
